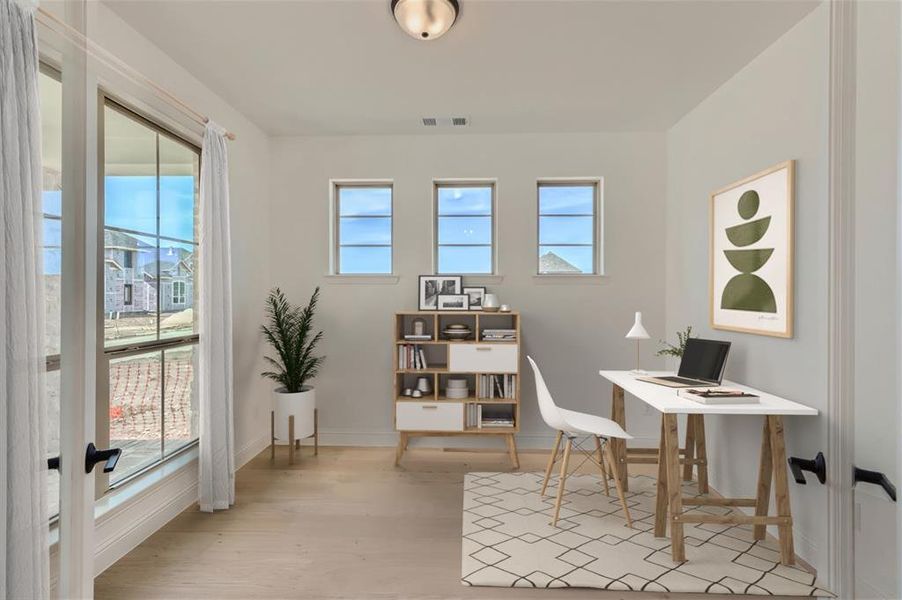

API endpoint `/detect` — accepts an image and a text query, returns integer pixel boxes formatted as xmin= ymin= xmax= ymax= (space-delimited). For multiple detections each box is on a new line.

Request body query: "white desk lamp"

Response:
xmin=625 ymin=311 xmax=650 ymax=374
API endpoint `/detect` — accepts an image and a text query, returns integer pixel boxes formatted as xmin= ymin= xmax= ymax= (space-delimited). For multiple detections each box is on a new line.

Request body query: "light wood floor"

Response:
xmin=95 ymin=446 xmax=809 ymax=600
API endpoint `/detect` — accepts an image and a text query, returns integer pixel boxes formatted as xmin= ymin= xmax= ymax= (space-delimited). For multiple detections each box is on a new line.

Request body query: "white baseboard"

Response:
xmin=92 ymin=430 xmax=270 ymax=577
xmin=295 ymin=429 xmax=659 ymax=450
xmin=94 ymin=461 xmax=199 ymax=575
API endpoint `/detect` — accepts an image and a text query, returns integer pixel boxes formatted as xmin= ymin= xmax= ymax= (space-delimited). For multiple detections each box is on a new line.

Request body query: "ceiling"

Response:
xmin=104 ymin=0 xmax=820 ymax=137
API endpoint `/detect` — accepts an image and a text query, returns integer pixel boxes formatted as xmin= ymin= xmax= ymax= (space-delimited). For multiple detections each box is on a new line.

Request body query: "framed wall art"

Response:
xmin=709 ymin=160 xmax=794 ymax=338
xmin=418 ymin=275 xmax=462 ymax=311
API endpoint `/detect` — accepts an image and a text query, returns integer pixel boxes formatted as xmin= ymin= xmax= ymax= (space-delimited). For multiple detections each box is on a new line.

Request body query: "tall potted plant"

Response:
xmin=261 ymin=287 xmax=324 ymax=444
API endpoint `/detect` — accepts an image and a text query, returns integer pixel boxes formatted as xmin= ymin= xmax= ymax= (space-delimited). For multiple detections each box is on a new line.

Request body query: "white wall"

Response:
xmin=664 ymin=4 xmax=829 ymax=571
xmin=268 ymin=132 xmax=668 ymax=448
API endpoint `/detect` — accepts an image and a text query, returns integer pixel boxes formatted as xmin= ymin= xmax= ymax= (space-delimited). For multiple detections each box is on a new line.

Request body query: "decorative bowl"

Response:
xmin=442 ymin=329 xmax=472 ymax=340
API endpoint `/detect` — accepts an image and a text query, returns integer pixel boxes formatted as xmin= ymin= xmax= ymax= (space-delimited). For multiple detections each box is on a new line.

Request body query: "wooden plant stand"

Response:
xmin=270 ymin=409 xmax=319 ymax=465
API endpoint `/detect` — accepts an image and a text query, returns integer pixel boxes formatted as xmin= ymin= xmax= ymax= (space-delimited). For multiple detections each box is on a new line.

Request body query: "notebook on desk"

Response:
xmin=637 ymin=338 xmax=731 ymax=388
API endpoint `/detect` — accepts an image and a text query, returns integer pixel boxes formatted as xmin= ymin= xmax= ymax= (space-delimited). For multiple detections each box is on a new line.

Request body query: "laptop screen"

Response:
xmin=677 ymin=338 xmax=731 ymax=383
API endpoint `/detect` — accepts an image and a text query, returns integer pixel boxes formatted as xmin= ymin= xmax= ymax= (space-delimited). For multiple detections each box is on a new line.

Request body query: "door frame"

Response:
xmin=826 ymin=0 xmax=856 ymax=597
xmin=56 ymin=1 xmax=100 ymax=597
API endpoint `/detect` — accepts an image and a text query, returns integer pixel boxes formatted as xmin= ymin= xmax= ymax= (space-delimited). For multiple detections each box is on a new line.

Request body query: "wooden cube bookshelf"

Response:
xmin=393 ymin=311 xmax=521 ymax=468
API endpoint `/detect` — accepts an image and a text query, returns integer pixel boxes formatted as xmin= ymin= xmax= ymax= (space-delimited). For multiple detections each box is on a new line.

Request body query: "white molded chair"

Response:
xmin=527 ymin=355 xmax=633 ymax=527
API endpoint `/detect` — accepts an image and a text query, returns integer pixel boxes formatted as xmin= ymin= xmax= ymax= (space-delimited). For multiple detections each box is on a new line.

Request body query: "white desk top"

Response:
xmin=599 ymin=370 xmax=818 ymax=416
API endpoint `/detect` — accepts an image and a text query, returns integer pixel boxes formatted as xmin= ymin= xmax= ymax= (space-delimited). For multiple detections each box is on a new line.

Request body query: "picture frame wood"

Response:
xmin=709 ymin=160 xmax=794 ymax=338
xmin=418 ymin=275 xmax=462 ymax=311
xmin=436 ymin=293 xmax=470 ymax=311
xmin=462 ymin=286 xmax=487 ymax=311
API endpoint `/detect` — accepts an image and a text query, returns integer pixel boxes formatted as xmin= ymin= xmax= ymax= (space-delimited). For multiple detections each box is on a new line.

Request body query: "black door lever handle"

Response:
xmin=85 ymin=443 xmax=122 ymax=474
xmin=788 ymin=452 xmax=826 ymax=485
xmin=854 ymin=467 xmax=897 ymax=502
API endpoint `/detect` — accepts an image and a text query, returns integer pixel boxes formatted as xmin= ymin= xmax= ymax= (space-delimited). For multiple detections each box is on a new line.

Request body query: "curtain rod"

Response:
xmin=35 ymin=7 xmax=236 ymax=141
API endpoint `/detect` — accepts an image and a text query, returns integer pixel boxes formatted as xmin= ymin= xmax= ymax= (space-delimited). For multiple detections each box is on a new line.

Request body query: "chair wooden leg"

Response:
xmin=683 ymin=414 xmax=696 ymax=482
xmin=695 ymin=415 xmax=709 ymax=494
xmin=596 ymin=437 xmax=610 ymax=497
xmin=541 ymin=431 xmax=563 ymax=496
xmin=288 ymin=415 xmax=295 ymax=466
xmin=603 ymin=442 xmax=632 ymax=528
xmin=313 ymin=408 xmax=319 ymax=456
xmin=551 ymin=437 xmax=573 ymax=526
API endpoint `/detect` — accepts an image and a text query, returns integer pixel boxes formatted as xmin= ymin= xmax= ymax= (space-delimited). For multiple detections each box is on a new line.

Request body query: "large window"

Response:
xmin=103 ymin=99 xmax=200 ymax=484
xmin=434 ymin=182 xmax=495 ymax=274
xmin=333 ymin=183 xmax=393 ymax=274
xmin=537 ymin=181 xmax=600 ymax=275
xmin=40 ymin=65 xmax=62 ymax=519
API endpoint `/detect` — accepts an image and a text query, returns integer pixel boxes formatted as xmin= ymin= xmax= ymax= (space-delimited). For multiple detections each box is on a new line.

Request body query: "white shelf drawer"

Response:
xmin=396 ymin=401 xmax=463 ymax=432
xmin=449 ymin=344 xmax=518 ymax=373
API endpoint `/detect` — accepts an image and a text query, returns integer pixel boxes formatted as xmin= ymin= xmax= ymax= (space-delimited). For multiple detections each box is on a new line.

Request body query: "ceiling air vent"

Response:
xmin=421 ymin=116 xmax=469 ymax=128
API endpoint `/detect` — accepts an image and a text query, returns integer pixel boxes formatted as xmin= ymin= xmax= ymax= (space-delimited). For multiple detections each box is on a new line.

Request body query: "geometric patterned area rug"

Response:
xmin=462 ymin=472 xmax=833 ymax=597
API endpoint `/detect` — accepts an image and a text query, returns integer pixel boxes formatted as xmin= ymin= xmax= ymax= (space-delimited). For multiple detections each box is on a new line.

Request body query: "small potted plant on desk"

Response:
xmin=261 ymin=287 xmax=324 ymax=462
xmin=657 ymin=325 xmax=695 ymax=360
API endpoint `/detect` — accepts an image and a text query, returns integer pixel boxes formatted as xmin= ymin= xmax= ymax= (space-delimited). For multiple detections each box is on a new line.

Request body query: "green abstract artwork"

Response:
xmin=721 ymin=190 xmax=777 ymax=313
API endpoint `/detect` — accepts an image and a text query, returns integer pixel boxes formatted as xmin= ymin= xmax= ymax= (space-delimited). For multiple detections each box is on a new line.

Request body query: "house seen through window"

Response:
xmin=538 ymin=182 xmax=599 ymax=274
xmin=103 ymin=100 xmax=201 ymax=485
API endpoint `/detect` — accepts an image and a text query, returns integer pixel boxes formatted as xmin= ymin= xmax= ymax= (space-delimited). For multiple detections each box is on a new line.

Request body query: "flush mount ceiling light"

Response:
xmin=391 ymin=0 xmax=459 ymax=41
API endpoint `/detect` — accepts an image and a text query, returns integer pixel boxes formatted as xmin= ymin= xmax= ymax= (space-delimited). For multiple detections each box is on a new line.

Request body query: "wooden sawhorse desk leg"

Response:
xmin=610 ymin=384 xmax=628 ymax=492
xmin=682 ymin=415 xmax=709 ymax=494
xmin=662 ymin=413 xmax=686 ymax=562
xmin=768 ymin=415 xmax=795 ymax=565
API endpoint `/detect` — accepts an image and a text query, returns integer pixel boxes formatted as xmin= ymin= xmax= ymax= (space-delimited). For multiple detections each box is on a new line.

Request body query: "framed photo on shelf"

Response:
xmin=462 ymin=286 xmax=486 ymax=310
xmin=418 ymin=275 xmax=462 ymax=310
xmin=436 ymin=294 xmax=470 ymax=311
xmin=710 ymin=160 xmax=794 ymax=338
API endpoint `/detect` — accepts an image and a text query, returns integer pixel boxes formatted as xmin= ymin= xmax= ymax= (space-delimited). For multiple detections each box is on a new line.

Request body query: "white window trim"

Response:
xmin=536 ymin=177 xmax=605 ymax=277
xmin=432 ymin=178 xmax=499 ymax=276
xmin=328 ymin=179 xmax=395 ymax=278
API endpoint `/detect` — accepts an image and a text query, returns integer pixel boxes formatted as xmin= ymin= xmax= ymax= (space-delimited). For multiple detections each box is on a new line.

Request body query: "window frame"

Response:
xmin=330 ymin=180 xmax=394 ymax=275
xmin=433 ymin=179 xmax=497 ymax=275
xmin=536 ymin=178 xmax=603 ymax=276
xmin=39 ymin=61 xmax=63 ymax=522
xmin=98 ymin=92 xmax=202 ymax=493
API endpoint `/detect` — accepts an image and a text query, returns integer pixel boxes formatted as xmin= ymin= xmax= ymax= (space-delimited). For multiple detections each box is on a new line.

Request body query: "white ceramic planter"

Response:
xmin=273 ymin=386 xmax=316 ymax=443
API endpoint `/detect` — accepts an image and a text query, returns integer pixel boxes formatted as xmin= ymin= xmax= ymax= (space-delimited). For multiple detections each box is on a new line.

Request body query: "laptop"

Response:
xmin=638 ymin=338 xmax=731 ymax=388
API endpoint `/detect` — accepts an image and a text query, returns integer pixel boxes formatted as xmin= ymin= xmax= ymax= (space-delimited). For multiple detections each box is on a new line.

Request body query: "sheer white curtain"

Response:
xmin=198 ymin=121 xmax=235 ymax=512
xmin=0 ymin=0 xmax=50 ymax=596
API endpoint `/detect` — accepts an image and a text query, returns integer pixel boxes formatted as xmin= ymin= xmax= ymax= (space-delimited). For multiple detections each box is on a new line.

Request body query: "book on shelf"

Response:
xmin=467 ymin=403 xmax=515 ymax=429
xmin=481 ymin=419 xmax=515 ymax=428
xmin=404 ymin=334 xmax=432 ymax=341
xmin=678 ymin=387 xmax=759 ymax=405
xmin=478 ymin=374 xmax=517 ymax=399
xmin=398 ymin=344 xmax=429 ymax=370
xmin=481 ymin=329 xmax=517 ymax=341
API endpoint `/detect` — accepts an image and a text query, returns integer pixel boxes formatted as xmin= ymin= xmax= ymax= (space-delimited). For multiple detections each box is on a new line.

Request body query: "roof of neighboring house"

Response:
xmin=104 ymin=229 xmax=153 ymax=251
xmin=539 ymin=251 xmax=582 ymax=273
